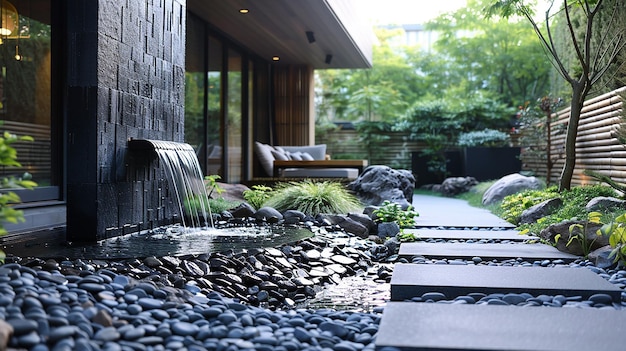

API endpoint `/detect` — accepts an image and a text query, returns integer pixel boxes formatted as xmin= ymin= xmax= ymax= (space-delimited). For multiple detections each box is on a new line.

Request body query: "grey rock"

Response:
xmin=589 ymin=245 xmax=616 ymax=269
xmin=254 ymin=207 xmax=284 ymax=223
xmin=229 ymin=202 xmax=256 ymax=218
xmin=520 ymin=197 xmax=563 ymax=224
xmin=439 ymin=176 xmax=478 ymax=197
xmin=539 ymin=220 xmax=607 ymax=256
xmin=586 ymin=196 xmax=626 ymax=212
xmin=377 ymin=222 xmax=400 ymax=238
xmin=348 ymin=165 xmax=415 ymax=210
xmin=482 ymin=173 xmax=542 ymax=206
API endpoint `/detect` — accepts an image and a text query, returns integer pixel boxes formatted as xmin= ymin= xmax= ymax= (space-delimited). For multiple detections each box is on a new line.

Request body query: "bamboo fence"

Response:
xmin=521 ymin=86 xmax=626 ymax=186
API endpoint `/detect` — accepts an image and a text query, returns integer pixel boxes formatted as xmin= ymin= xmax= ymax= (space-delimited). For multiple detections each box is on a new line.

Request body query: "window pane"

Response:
xmin=227 ymin=49 xmax=241 ymax=183
xmin=0 ymin=0 xmax=52 ymax=187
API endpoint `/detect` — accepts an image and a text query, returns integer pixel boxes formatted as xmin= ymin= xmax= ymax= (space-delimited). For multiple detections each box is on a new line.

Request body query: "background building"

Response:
xmin=1 ymin=0 xmax=373 ymax=242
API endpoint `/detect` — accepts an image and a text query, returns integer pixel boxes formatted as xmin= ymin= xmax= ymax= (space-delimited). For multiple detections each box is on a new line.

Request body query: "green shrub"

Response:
xmin=263 ymin=180 xmax=362 ymax=215
xmin=0 ymin=131 xmax=37 ymax=262
xmin=599 ymin=212 xmax=626 ymax=266
xmin=457 ymin=129 xmax=510 ymax=147
xmin=499 ymin=186 xmax=559 ymax=224
xmin=373 ymin=200 xmax=419 ymax=227
xmin=503 ymin=184 xmax=619 ymax=235
xmin=243 ymin=185 xmax=274 ymax=210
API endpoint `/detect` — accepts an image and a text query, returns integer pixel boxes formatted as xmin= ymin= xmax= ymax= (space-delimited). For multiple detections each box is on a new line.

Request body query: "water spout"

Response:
xmin=128 ymin=139 xmax=214 ymax=229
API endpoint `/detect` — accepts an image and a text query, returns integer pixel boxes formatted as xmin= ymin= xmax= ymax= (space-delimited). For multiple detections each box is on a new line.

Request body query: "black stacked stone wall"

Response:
xmin=66 ymin=0 xmax=186 ymax=242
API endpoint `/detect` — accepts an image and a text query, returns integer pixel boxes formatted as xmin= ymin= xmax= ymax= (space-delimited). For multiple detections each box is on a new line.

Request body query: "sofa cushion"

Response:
xmin=271 ymin=148 xmax=290 ymax=161
xmin=280 ymin=144 xmax=326 ymax=160
xmin=254 ymin=141 xmax=276 ymax=176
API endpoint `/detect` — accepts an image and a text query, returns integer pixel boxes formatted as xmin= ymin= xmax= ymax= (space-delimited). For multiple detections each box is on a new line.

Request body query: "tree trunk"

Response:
xmin=559 ymin=87 xmax=585 ymax=191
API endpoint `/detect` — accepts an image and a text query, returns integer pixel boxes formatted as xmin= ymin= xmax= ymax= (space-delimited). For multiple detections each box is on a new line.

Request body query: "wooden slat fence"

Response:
xmin=521 ymin=86 xmax=626 ymax=186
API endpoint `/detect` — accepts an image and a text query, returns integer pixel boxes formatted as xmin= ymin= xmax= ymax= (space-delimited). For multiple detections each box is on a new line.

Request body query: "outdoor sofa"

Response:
xmin=253 ymin=142 xmax=367 ymax=180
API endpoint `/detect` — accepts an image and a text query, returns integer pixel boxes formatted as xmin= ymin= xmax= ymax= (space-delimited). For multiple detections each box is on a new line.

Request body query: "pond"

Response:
xmin=2 ymin=225 xmax=314 ymax=260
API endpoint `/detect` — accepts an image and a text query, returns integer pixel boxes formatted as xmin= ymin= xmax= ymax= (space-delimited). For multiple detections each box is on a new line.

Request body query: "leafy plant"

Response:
xmin=0 ymin=130 xmax=37 ymax=262
xmin=263 ymin=180 xmax=362 ymax=215
xmin=457 ymin=129 xmax=510 ymax=147
xmin=599 ymin=213 xmax=626 ymax=266
xmin=398 ymin=231 xmax=417 ymax=242
xmin=243 ymin=185 xmax=274 ymax=210
xmin=204 ymin=174 xmax=223 ymax=198
xmin=373 ymin=200 xmax=419 ymax=228
xmin=554 ymin=212 xmax=603 ymax=258
xmin=499 ymin=186 xmax=558 ymax=224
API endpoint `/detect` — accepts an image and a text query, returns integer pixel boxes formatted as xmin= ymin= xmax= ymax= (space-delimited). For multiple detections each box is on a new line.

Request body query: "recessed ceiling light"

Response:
xmin=239 ymin=9 xmax=249 ymax=14
xmin=272 ymin=56 xmax=280 ymax=61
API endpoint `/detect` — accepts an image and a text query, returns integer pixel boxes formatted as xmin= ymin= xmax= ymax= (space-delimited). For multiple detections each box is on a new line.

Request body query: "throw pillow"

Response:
xmin=254 ymin=142 xmax=275 ymax=176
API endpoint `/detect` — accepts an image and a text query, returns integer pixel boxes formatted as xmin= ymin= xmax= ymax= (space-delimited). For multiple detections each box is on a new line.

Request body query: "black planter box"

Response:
xmin=463 ymin=147 xmax=521 ymax=181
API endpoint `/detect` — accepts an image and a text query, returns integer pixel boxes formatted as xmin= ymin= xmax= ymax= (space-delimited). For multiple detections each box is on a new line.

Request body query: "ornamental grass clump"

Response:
xmin=263 ymin=180 xmax=362 ymax=215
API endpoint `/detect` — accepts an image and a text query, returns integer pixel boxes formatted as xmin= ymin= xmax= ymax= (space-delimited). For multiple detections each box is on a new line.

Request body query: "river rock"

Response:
xmin=520 ymin=197 xmax=563 ymax=224
xmin=539 ymin=220 xmax=607 ymax=256
xmin=482 ymin=173 xmax=542 ymax=205
xmin=439 ymin=176 xmax=478 ymax=196
xmin=586 ymin=196 xmax=626 ymax=212
xmin=348 ymin=165 xmax=415 ymax=210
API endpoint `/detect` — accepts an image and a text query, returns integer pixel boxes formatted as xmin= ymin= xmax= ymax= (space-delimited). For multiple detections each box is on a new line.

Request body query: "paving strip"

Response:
xmin=390 ymin=263 xmax=622 ymax=301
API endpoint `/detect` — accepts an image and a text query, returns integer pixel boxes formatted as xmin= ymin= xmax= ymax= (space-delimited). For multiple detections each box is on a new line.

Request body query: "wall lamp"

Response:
xmin=325 ymin=54 xmax=333 ymax=65
xmin=306 ymin=31 xmax=315 ymax=44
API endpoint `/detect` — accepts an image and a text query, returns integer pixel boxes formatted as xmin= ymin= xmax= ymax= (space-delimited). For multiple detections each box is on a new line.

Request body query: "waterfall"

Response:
xmin=129 ymin=139 xmax=214 ymax=229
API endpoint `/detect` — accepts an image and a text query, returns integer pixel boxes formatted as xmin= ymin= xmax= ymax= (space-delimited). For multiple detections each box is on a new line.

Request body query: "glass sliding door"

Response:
xmin=0 ymin=0 xmax=59 ymax=202
xmin=226 ymin=48 xmax=242 ymax=183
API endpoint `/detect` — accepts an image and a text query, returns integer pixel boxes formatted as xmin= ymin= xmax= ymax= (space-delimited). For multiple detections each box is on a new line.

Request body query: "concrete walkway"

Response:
xmin=412 ymin=194 xmax=514 ymax=228
xmin=375 ymin=194 xmax=626 ymax=351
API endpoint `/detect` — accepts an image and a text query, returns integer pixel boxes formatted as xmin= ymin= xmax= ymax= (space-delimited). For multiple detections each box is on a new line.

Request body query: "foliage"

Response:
xmin=457 ymin=129 xmax=511 ymax=147
xmin=517 ymin=97 xmax=565 ymax=186
xmin=555 ymin=211 xmax=603 ymax=258
xmin=455 ymin=179 xmax=498 ymax=208
xmin=208 ymin=198 xmax=241 ymax=214
xmin=398 ymin=231 xmax=417 ymax=242
xmin=263 ymin=180 xmax=362 ymax=216
xmin=488 ymin=0 xmax=626 ymax=190
xmin=599 ymin=212 xmax=626 ymax=266
xmin=501 ymin=184 xmax=619 ymax=235
xmin=373 ymin=200 xmax=419 ymax=228
xmin=428 ymin=0 xmax=552 ymax=107
xmin=0 ymin=131 xmax=37 ymax=236
xmin=243 ymin=185 xmax=274 ymax=210
xmin=354 ymin=121 xmax=392 ymax=162
xmin=499 ymin=186 xmax=559 ymax=224
xmin=204 ymin=175 xmax=223 ymax=198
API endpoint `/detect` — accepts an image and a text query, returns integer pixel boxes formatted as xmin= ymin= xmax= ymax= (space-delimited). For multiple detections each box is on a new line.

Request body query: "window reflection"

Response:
xmin=0 ymin=0 xmax=52 ymax=188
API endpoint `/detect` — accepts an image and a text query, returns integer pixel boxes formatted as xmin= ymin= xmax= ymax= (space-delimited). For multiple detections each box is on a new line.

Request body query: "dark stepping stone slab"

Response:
xmin=404 ymin=228 xmax=536 ymax=241
xmin=376 ymin=302 xmax=626 ymax=351
xmin=399 ymin=242 xmax=578 ymax=261
xmin=390 ymin=264 xmax=622 ymax=301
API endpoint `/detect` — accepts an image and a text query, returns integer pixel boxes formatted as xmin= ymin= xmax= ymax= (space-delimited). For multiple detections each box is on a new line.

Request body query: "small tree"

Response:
xmin=489 ymin=0 xmax=626 ymax=190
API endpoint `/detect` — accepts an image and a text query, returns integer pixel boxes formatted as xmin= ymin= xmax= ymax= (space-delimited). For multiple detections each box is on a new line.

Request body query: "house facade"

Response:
xmin=1 ymin=0 xmax=373 ymax=242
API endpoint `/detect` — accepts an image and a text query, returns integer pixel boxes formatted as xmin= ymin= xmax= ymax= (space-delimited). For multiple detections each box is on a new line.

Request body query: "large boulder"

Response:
xmin=520 ymin=197 xmax=563 ymax=224
xmin=586 ymin=196 xmax=626 ymax=212
xmin=482 ymin=173 xmax=542 ymax=206
xmin=439 ymin=176 xmax=478 ymax=197
xmin=348 ymin=165 xmax=415 ymax=210
xmin=539 ymin=220 xmax=607 ymax=256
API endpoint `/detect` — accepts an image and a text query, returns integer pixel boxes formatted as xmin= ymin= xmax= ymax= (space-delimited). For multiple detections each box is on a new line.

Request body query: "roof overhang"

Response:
xmin=187 ymin=0 xmax=374 ymax=69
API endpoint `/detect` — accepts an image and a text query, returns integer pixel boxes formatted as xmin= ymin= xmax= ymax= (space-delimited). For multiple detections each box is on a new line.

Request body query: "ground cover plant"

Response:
xmin=263 ymin=180 xmax=362 ymax=215
xmin=499 ymin=184 xmax=620 ymax=236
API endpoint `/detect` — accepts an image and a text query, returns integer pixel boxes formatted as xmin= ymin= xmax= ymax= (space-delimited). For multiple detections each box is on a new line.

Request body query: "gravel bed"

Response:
xmin=0 ymin=223 xmax=394 ymax=351
xmin=2 ymin=223 xmax=625 ymax=350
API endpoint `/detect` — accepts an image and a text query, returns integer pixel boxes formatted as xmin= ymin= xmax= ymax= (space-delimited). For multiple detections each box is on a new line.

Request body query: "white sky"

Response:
xmin=360 ymin=0 xmax=468 ymax=25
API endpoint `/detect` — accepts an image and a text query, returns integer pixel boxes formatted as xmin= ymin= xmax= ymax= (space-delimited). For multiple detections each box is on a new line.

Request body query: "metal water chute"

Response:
xmin=127 ymin=138 xmax=213 ymax=229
